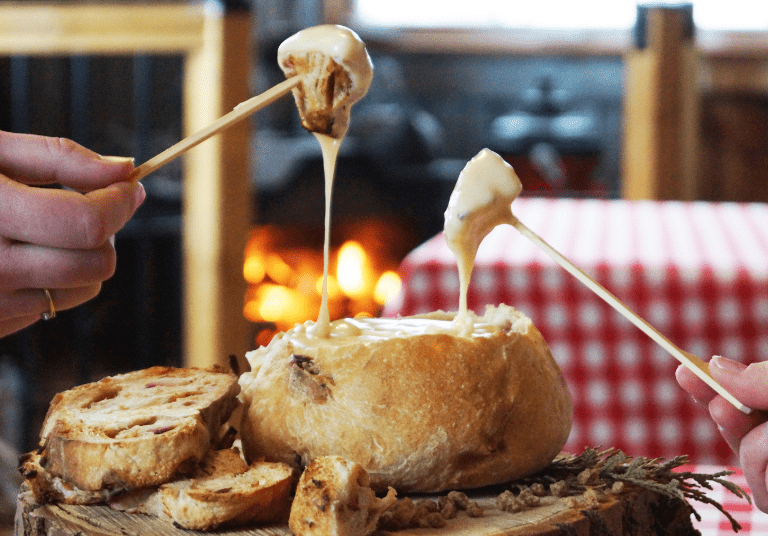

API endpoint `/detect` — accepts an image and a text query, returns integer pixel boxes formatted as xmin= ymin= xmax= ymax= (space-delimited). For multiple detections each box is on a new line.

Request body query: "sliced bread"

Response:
xmin=110 ymin=447 xmax=293 ymax=530
xmin=21 ymin=366 xmax=239 ymax=501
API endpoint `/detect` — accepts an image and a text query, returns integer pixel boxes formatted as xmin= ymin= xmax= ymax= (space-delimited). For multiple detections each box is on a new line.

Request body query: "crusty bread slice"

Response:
xmin=160 ymin=456 xmax=293 ymax=530
xmin=289 ymin=456 xmax=397 ymax=536
xmin=18 ymin=448 xmax=120 ymax=505
xmin=110 ymin=448 xmax=293 ymax=530
xmin=23 ymin=366 xmax=239 ymax=500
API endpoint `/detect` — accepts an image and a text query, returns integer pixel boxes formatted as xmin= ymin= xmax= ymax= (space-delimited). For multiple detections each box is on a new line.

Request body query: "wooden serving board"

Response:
xmin=16 ymin=487 xmax=695 ymax=536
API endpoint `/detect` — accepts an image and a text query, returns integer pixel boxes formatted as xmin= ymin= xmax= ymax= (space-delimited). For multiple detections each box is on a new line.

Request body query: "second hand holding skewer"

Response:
xmin=129 ymin=76 xmax=300 ymax=182
xmin=508 ymin=213 xmax=751 ymax=415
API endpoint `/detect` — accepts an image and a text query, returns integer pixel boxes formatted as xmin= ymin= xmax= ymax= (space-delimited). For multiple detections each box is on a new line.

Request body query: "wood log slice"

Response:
xmin=15 ymin=483 xmax=700 ymax=536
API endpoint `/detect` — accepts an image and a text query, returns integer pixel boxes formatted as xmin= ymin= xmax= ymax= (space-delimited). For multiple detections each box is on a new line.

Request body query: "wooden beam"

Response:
xmin=182 ymin=4 xmax=253 ymax=369
xmin=622 ymin=6 xmax=700 ymax=200
xmin=0 ymin=2 xmax=205 ymax=55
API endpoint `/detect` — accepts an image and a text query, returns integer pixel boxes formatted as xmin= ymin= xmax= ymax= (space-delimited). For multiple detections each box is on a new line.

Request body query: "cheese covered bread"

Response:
xmin=277 ymin=24 xmax=373 ymax=138
xmin=239 ymin=304 xmax=573 ymax=493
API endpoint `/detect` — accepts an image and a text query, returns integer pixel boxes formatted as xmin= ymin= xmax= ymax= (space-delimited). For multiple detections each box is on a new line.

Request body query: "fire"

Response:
xmin=337 ymin=241 xmax=369 ymax=299
xmin=243 ymin=221 xmax=405 ymax=343
xmin=374 ymin=271 xmax=402 ymax=305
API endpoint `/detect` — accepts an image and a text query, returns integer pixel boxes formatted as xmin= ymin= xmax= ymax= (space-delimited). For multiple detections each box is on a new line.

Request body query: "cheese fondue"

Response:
xmin=278 ymin=25 xmax=373 ymax=338
xmin=443 ymin=149 xmax=522 ymax=335
xmin=279 ymin=313 xmax=518 ymax=351
xmin=277 ymin=24 xmax=373 ymax=139
xmin=278 ymin=27 xmax=520 ymax=342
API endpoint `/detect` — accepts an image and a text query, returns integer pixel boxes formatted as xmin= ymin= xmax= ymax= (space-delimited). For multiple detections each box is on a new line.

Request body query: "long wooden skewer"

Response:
xmin=509 ymin=214 xmax=751 ymax=414
xmin=129 ymin=76 xmax=300 ymax=182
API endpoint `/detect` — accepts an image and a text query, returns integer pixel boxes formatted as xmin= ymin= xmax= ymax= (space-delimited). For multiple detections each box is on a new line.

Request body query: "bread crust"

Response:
xmin=159 ymin=457 xmax=293 ymax=530
xmin=239 ymin=305 xmax=573 ymax=493
xmin=289 ymin=456 xmax=397 ymax=536
xmin=33 ymin=366 xmax=240 ymax=494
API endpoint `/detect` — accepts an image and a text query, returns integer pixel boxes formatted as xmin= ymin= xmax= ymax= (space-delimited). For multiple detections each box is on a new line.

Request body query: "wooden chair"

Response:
xmin=0 ymin=1 xmax=254 ymax=369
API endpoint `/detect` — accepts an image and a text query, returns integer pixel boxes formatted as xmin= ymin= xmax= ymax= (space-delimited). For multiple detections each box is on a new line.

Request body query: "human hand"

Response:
xmin=0 ymin=130 xmax=145 ymax=337
xmin=676 ymin=357 xmax=768 ymax=511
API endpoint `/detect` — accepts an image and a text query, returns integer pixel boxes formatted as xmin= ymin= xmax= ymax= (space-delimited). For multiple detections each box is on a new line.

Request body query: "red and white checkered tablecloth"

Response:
xmin=383 ymin=198 xmax=768 ymax=466
xmin=687 ymin=465 xmax=768 ymax=535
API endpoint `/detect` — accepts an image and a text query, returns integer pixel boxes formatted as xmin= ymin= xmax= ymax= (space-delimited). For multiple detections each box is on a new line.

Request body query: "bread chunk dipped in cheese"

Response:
xmin=238 ymin=305 xmax=572 ymax=493
xmin=444 ymin=149 xmax=523 ymax=335
xmin=277 ymin=24 xmax=373 ymax=139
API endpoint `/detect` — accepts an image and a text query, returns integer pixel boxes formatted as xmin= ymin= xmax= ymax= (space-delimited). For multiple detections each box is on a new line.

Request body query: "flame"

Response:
xmin=337 ymin=241 xmax=370 ymax=299
xmin=374 ymin=270 xmax=402 ymax=305
xmin=265 ymin=253 xmax=293 ymax=285
xmin=243 ymin=255 xmax=266 ymax=284
xmin=243 ymin=221 xmax=408 ymax=344
xmin=254 ymin=284 xmax=316 ymax=326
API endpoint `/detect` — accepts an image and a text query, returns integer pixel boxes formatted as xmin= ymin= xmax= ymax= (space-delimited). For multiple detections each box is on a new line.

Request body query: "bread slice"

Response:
xmin=21 ymin=366 xmax=239 ymax=501
xmin=289 ymin=456 xmax=397 ymax=536
xmin=110 ymin=448 xmax=294 ymax=530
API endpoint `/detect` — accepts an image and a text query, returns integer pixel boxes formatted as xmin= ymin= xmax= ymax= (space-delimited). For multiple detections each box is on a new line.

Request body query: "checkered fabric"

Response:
xmin=383 ymin=198 xmax=768 ymax=466
xmin=687 ymin=465 xmax=768 ymax=535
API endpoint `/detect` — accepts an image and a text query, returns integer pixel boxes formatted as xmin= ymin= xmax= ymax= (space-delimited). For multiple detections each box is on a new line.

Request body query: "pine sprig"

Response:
xmin=520 ymin=447 xmax=751 ymax=533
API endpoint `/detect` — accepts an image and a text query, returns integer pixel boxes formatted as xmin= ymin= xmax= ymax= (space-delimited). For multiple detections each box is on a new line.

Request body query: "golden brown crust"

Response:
xmin=160 ymin=458 xmax=293 ymax=530
xmin=289 ymin=456 xmax=397 ymax=536
xmin=239 ymin=306 xmax=573 ymax=493
xmin=25 ymin=366 xmax=240 ymax=496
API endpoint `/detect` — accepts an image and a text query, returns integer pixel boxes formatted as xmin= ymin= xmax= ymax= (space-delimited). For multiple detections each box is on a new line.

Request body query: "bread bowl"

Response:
xmin=238 ymin=304 xmax=573 ymax=493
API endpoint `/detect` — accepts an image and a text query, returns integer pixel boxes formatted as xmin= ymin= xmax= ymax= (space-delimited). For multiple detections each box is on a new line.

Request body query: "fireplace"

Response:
xmin=243 ymin=217 xmax=408 ymax=347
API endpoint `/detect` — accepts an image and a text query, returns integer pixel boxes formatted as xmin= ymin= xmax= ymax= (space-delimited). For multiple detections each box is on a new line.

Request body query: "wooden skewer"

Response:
xmin=129 ymin=76 xmax=300 ymax=182
xmin=509 ymin=214 xmax=751 ymax=415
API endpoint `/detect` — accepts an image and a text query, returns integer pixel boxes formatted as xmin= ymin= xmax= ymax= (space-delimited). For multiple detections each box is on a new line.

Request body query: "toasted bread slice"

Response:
xmin=24 ymin=366 xmax=239 ymax=500
xmin=111 ymin=448 xmax=293 ymax=530
xmin=289 ymin=456 xmax=397 ymax=536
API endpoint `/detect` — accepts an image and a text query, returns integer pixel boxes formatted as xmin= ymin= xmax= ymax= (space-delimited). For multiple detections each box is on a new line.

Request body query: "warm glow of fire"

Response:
xmin=243 ymin=221 xmax=407 ymax=343
xmin=374 ymin=271 xmax=402 ymax=305
xmin=337 ymin=241 xmax=369 ymax=299
xmin=265 ymin=253 xmax=293 ymax=285
xmin=255 ymin=284 xmax=315 ymax=325
xmin=243 ymin=255 xmax=266 ymax=284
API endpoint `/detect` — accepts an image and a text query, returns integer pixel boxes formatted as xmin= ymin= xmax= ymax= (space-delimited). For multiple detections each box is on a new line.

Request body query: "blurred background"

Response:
xmin=0 ymin=0 xmax=766 ymax=520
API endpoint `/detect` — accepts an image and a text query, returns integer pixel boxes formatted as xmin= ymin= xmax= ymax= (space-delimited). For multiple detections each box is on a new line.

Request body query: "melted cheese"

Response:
xmin=284 ymin=314 xmax=504 ymax=350
xmin=278 ymin=27 xmax=519 ymax=343
xmin=277 ymin=25 xmax=372 ymax=338
xmin=307 ymin=133 xmax=341 ymax=338
xmin=443 ymin=149 xmax=522 ymax=334
xmin=277 ymin=25 xmax=373 ymax=104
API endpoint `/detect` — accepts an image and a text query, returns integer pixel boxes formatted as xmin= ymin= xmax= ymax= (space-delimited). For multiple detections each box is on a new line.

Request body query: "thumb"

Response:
xmin=710 ymin=357 xmax=768 ymax=410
